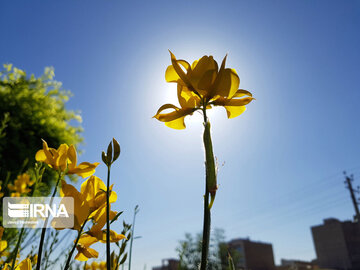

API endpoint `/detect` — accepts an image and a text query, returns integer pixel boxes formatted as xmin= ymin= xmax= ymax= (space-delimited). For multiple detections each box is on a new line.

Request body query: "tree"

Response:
xmin=0 ymin=64 xmax=83 ymax=187
xmin=177 ymin=229 xmax=227 ymax=270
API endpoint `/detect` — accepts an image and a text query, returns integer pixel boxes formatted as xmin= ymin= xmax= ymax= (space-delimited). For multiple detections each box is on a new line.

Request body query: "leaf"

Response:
xmin=110 ymin=211 xmax=124 ymax=224
xmin=112 ymin=138 xmax=121 ymax=163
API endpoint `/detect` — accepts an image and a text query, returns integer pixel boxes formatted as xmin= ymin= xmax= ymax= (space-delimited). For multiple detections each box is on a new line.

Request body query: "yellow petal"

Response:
xmin=191 ymin=55 xmax=218 ymax=80
xmin=75 ymin=246 xmax=98 ymax=261
xmin=68 ymin=162 xmax=100 ymax=178
xmin=35 ymin=150 xmax=46 ymax=162
xmin=233 ymin=89 xmax=252 ymax=97
xmin=165 ymin=60 xmax=190 ymax=83
xmin=177 ymin=84 xmax=200 ymax=109
xmin=67 ymin=145 xmax=77 ymax=170
xmin=197 ymin=69 xmax=217 ymax=92
xmin=90 ymin=230 xmax=126 ymax=243
xmin=213 ymin=97 xmax=254 ymax=107
xmin=224 ymin=106 xmax=246 ymax=119
xmin=56 ymin=144 xmax=69 ymax=171
xmin=169 ymin=51 xmax=194 ymax=90
xmin=0 ymin=240 xmax=7 ymax=252
xmin=164 ymin=116 xmax=186 ymax=129
xmin=16 ymin=258 xmax=32 ymax=270
xmin=154 ymin=104 xmax=194 ymax=123
xmin=81 ymin=176 xmax=106 ymax=207
xmin=78 ymin=234 xmax=98 ymax=247
xmin=214 ymin=68 xmax=240 ymax=98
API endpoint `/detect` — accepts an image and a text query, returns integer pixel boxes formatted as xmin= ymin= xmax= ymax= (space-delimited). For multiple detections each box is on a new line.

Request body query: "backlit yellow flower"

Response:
xmin=53 ymin=177 xmax=117 ymax=231
xmin=35 ymin=140 xmax=99 ymax=178
xmin=35 ymin=140 xmax=68 ymax=171
xmin=74 ymin=229 xmax=125 ymax=262
xmin=154 ymin=51 xmax=254 ymax=129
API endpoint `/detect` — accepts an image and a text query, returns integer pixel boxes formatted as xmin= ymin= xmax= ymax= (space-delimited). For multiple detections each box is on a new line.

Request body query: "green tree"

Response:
xmin=0 ymin=64 xmax=83 ymax=188
xmin=177 ymin=229 xmax=227 ymax=270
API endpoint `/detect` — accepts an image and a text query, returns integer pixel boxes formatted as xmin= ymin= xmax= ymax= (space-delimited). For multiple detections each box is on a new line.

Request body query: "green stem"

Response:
xmin=200 ymin=106 xmax=215 ymax=270
xmin=63 ymin=218 xmax=89 ymax=270
xmin=128 ymin=206 xmax=138 ymax=270
xmin=36 ymin=172 xmax=62 ymax=270
xmin=106 ymin=165 xmax=111 ymax=270
xmin=10 ymin=226 xmax=25 ymax=270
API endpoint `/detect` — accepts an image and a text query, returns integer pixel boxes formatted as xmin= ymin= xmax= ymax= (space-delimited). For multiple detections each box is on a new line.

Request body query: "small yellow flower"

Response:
xmin=0 ymin=226 xmax=7 ymax=253
xmin=3 ymin=258 xmax=32 ymax=270
xmin=35 ymin=140 xmax=99 ymax=178
xmin=154 ymin=51 xmax=254 ymax=129
xmin=8 ymin=173 xmax=34 ymax=197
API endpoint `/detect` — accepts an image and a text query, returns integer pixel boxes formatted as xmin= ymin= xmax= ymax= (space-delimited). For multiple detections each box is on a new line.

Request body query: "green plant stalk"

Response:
xmin=10 ymin=226 xmax=25 ymax=270
xmin=36 ymin=172 xmax=62 ymax=270
xmin=200 ymin=107 xmax=216 ymax=270
xmin=128 ymin=207 xmax=138 ymax=270
xmin=106 ymin=165 xmax=111 ymax=270
xmin=10 ymin=167 xmax=43 ymax=269
xmin=63 ymin=218 xmax=89 ymax=270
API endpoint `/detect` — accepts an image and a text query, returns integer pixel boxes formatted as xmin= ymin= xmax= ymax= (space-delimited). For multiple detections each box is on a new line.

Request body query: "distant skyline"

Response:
xmin=1 ymin=0 xmax=360 ymax=268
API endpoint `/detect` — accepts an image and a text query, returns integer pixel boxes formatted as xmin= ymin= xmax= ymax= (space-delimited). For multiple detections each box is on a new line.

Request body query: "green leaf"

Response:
xmin=110 ymin=211 xmax=124 ymax=224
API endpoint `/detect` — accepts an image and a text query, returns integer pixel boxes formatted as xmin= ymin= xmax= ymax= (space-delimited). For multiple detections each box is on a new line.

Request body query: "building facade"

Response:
xmin=311 ymin=218 xmax=360 ymax=270
xmin=152 ymin=258 xmax=179 ymax=270
xmin=227 ymin=238 xmax=276 ymax=270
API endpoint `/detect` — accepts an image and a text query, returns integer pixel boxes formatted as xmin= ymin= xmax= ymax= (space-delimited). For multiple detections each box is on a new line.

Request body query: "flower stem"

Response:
xmin=10 ymin=226 xmax=25 ymax=270
xmin=106 ymin=165 xmax=111 ymax=270
xmin=200 ymin=107 xmax=216 ymax=270
xmin=36 ymin=172 xmax=62 ymax=270
xmin=128 ymin=205 xmax=139 ymax=270
xmin=63 ymin=218 xmax=89 ymax=270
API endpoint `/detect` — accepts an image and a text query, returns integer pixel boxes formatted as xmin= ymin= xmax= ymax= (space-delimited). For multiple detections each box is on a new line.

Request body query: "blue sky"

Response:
xmin=1 ymin=0 xmax=360 ymax=268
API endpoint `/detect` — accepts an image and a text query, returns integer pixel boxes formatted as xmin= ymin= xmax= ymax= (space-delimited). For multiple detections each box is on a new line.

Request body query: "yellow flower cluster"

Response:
xmin=85 ymin=261 xmax=107 ymax=270
xmin=154 ymin=51 xmax=254 ymax=129
xmin=7 ymin=173 xmax=34 ymax=197
xmin=53 ymin=176 xmax=126 ymax=261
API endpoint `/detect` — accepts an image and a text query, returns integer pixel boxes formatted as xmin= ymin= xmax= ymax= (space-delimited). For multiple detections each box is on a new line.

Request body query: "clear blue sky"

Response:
xmin=1 ymin=0 xmax=360 ymax=268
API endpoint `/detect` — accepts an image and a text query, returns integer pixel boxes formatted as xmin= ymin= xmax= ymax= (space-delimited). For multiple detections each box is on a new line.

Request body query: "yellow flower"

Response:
xmin=8 ymin=173 xmax=34 ymax=197
xmin=3 ymin=258 xmax=32 ymax=270
xmin=75 ymin=234 xmax=99 ymax=261
xmin=0 ymin=226 xmax=7 ymax=253
xmin=74 ymin=229 xmax=125 ymax=262
xmin=87 ymin=229 xmax=126 ymax=243
xmin=35 ymin=140 xmax=68 ymax=171
xmin=67 ymin=145 xmax=100 ymax=178
xmin=154 ymin=51 xmax=254 ymax=129
xmin=35 ymin=140 xmax=99 ymax=178
xmin=53 ymin=177 xmax=117 ymax=231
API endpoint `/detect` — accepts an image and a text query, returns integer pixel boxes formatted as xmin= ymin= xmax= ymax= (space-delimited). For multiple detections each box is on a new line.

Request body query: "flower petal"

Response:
xmin=233 ymin=89 xmax=252 ymax=97
xmin=153 ymin=104 xmax=194 ymax=123
xmin=177 ymin=84 xmax=200 ymax=109
xmin=165 ymin=116 xmax=187 ymax=130
xmin=214 ymin=68 xmax=240 ymax=98
xmin=165 ymin=60 xmax=190 ymax=83
xmin=224 ymin=106 xmax=246 ymax=119
xmin=67 ymin=145 xmax=77 ymax=171
xmin=68 ymin=162 xmax=100 ymax=178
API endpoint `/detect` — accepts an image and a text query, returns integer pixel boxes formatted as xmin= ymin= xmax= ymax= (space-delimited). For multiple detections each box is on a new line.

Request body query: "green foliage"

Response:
xmin=177 ymin=228 xmax=225 ymax=270
xmin=0 ymin=64 xmax=83 ymax=182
